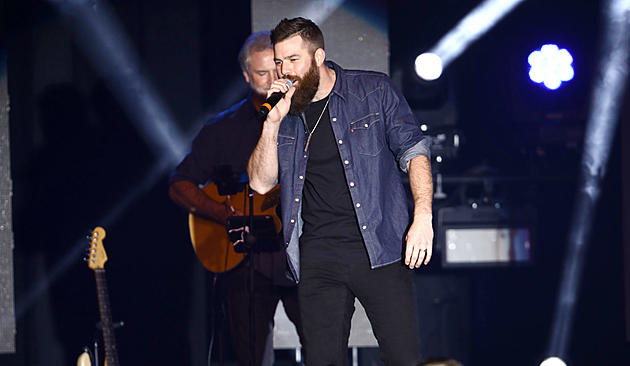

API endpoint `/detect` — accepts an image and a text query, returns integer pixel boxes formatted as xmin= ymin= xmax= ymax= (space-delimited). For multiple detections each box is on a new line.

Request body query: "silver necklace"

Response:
xmin=304 ymin=97 xmax=330 ymax=152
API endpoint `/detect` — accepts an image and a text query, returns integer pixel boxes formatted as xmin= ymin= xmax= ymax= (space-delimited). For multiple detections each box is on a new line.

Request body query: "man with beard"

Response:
xmin=248 ymin=18 xmax=434 ymax=365
xmin=169 ymin=31 xmax=303 ymax=366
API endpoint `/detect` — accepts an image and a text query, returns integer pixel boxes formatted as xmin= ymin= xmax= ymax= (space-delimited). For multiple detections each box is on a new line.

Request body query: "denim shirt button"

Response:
xmin=344 ymin=160 xmax=349 ymax=165
xmin=332 ymin=117 xmax=337 ymax=122
xmin=299 ymin=175 xmax=304 ymax=180
xmin=294 ymin=198 xmax=300 ymax=202
xmin=338 ymin=139 xmax=343 ymax=144
xmin=349 ymin=182 xmax=355 ymax=187
xmin=290 ymin=219 xmax=295 ymax=223
xmin=362 ymin=225 xmax=367 ymax=230
xmin=356 ymin=203 xmax=361 ymax=208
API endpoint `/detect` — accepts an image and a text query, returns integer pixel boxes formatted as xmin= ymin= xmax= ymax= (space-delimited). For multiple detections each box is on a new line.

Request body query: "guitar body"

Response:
xmin=188 ymin=184 xmax=281 ymax=273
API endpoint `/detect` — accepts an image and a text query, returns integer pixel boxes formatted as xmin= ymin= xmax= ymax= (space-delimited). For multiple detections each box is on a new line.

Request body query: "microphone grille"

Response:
xmin=284 ymin=79 xmax=294 ymax=89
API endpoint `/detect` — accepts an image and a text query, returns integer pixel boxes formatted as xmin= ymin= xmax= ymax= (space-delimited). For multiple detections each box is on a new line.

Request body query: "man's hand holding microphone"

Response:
xmin=257 ymin=79 xmax=295 ymax=123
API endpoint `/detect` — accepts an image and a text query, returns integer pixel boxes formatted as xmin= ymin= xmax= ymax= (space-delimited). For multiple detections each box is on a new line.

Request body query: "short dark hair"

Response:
xmin=270 ymin=17 xmax=324 ymax=52
xmin=238 ymin=31 xmax=273 ymax=72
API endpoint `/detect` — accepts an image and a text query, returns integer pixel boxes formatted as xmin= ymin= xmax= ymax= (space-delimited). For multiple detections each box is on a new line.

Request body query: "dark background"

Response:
xmin=1 ymin=0 xmax=629 ymax=365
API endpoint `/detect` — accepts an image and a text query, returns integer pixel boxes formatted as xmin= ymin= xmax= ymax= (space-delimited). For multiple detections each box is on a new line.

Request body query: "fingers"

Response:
xmin=405 ymin=244 xmax=416 ymax=269
xmin=409 ymin=247 xmax=427 ymax=269
xmin=405 ymin=236 xmax=414 ymax=268
xmin=405 ymin=241 xmax=426 ymax=269
xmin=266 ymin=83 xmax=295 ymax=124
xmin=284 ymin=85 xmax=296 ymax=99
xmin=404 ymin=236 xmax=432 ymax=268
xmin=424 ymin=244 xmax=433 ymax=265
xmin=413 ymin=247 xmax=425 ymax=269
xmin=267 ymin=78 xmax=293 ymax=97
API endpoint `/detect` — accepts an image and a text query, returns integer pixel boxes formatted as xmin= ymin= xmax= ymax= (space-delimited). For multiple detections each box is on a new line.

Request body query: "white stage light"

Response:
xmin=415 ymin=53 xmax=443 ymax=81
xmin=540 ymin=357 xmax=567 ymax=366
xmin=528 ymin=44 xmax=574 ymax=90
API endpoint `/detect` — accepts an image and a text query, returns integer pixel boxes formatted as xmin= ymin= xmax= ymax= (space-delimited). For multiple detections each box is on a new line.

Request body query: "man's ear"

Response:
xmin=242 ymin=71 xmax=251 ymax=84
xmin=314 ymin=48 xmax=326 ymax=66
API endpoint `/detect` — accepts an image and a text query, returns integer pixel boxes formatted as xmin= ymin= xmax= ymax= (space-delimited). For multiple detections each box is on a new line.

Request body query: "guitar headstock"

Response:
xmin=87 ymin=226 xmax=108 ymax=270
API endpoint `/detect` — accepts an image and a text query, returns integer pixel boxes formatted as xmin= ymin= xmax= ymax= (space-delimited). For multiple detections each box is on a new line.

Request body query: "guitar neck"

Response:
xmin=94 ymin=269 xmax=120 ymax=366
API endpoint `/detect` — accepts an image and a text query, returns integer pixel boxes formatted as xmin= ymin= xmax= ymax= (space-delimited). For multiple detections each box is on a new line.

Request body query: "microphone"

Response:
xmin=257 ymin=79 xmax=294 ymax=119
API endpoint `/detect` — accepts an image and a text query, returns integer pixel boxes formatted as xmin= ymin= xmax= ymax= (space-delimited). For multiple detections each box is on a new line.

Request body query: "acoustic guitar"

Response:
xmin=188 ymin=183 xmax=281 ymax=273
xmin=86 ymin=226 xmax=120 ymax=366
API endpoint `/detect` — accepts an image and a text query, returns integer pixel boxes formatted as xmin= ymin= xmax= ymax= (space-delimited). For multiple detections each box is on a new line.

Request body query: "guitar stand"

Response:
xmin=246 ymin=186 xmax=257 ymax=366
xmin=244 ymin=185 xmax=276 ymax=366
xmin=207 ymin=272 xmax=226 ymax=366
xmin=210 ymin=175 xmax=279 ymax=366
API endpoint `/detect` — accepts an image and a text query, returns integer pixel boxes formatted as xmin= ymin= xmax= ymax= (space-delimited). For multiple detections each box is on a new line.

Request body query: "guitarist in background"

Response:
xmin=168 ymin=31 xmax=304 ymax=366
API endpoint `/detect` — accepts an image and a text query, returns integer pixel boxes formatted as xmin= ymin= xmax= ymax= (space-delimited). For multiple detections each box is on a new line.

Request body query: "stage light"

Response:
xmin=421 ymin=124 xmax=429 ymax=132
xmin=415 ymin=52 xmax=443 ymax=81
xmin=429 ymin=0 xmax=527 ymax=69
xmin=546 ymin=0 xmax=630 ymax=361
xmin=540 ymin=357 xmax=567 ymax=366
xmin=48 ymin=0 xmax=188 ymax=166
xmin=528 ymin=44 xmax=574 ymax=90
xmin=15 ymin=161 xmax=171 ymax=320
xmin=19 ymin=0 xmax=209 ymax=321
xmin=294 ymin=0 xmax=344 ymax=25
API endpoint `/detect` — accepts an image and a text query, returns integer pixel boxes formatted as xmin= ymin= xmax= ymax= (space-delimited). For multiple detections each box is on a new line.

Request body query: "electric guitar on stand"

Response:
xmin=87 ymin=226 xmax=120 ymax=366
xmin=188 ymin=183 xmax=281 ymax=273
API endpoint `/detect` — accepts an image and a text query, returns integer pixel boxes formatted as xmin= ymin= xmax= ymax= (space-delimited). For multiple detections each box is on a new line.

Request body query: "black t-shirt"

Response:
xmin=300 ymin=95 xmax=363 ymax=247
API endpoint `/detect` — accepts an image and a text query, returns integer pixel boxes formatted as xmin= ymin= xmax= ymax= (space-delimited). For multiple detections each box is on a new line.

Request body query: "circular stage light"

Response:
xmin=415 ymin=52 xmax=443 ymax=81
xmin=528 ymin=44 xmax=574 ymax=90
xmin=540 ymin=356 xmax=567 ymax=366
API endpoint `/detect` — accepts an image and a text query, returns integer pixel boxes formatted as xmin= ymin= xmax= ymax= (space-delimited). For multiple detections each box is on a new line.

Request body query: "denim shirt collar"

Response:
xmin=326 ymin=60 xmax=347 ymax=102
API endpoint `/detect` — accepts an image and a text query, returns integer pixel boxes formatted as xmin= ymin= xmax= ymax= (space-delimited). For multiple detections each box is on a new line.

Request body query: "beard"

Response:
xmin=289 ymin=58 xmax=320 ymax=115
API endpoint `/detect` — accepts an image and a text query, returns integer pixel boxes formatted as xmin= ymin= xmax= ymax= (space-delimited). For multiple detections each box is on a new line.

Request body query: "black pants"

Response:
xmin=222 ymin=259 xmax=304 ymax=366
xmin=298 ymin=240 xmax=422 ymax=366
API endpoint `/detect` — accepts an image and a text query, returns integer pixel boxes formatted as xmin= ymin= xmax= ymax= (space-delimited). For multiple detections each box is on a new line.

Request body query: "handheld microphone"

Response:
xmin=257 ymin=79 xmax=294 ymax=119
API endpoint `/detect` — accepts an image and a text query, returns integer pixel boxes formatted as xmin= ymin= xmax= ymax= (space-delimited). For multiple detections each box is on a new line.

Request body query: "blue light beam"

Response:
xmin=429 ymin=0 xmax=527 ymax=70
xmin=546 ymin=0 xmax=630 ymax=361
xmin=48 ymin=0 xmax=188 ymax=166
xmin=15 ymin=160 xmax=171 ymax=320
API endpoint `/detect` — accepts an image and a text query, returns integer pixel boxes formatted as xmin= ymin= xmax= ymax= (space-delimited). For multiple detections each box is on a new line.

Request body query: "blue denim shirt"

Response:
xmin=277 ymin=61 xmax=431 ymax=282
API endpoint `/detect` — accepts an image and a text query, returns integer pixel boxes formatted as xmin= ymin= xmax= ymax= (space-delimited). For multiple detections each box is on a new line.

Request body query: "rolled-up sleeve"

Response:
xmin=380 ymin=77 xmax=430 ymax=173
xmin=399 ymin=136 xmax=432 ymax=173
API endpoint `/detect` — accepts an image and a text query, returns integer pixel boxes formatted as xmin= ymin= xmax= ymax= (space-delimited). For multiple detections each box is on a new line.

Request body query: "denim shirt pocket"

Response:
xmin=349 ymin=112 xmax=384 ymax=156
